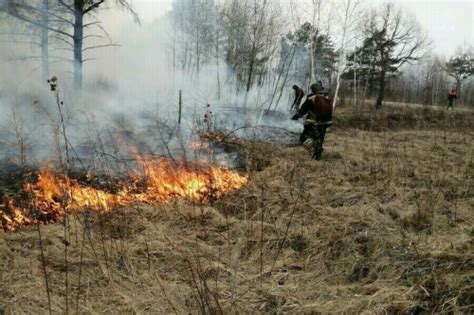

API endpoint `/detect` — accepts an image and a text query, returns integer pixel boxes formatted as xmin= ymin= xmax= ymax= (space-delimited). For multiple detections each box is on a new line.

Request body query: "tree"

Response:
xmin=221 ymin=0 xmax=282 ymax=92
xmin=60 ymin=0 xmax=139 ymax=89
xmin=445 ymin=45 xmax=474 ymax=99
xmin=421 ymin=56 xmax=448 ymax=105
xmin=0 ymin=0 xmax=56 ymax=80
xmin=355 ymin=3 xmax=428 ymax=108
xmin=308 ymin=0 xmax=323 ymax=83
xmin=331 ymin=0 xmax=361 ymax=109
xmin=1 ymin=0 xmax=139 ymax=89
xmin=170 ymin=0 xmax=217 ymax=77
xmin=312 ymin=31 xmax=337 ymax=86
xmin=283 ymin=22 xmax=336 ymax=88
xmin=40 ymin=0 xmax=49 ymax=80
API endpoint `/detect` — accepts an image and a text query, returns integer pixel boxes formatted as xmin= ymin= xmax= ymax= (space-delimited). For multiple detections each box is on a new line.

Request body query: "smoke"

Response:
xmin=0 ymin=6 xmax=301 ymax=169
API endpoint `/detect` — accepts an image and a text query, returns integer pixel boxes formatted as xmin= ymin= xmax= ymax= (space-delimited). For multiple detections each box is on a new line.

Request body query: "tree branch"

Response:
xmin=1 ymin=10 xmax=73 ymax=39
xmin=58 ymin=0 xmax=74 ymax=13
xmin=82 ymin=43 xmax=120 ymax=52
xmin=84 ymin=0 xmax=105 ymax=15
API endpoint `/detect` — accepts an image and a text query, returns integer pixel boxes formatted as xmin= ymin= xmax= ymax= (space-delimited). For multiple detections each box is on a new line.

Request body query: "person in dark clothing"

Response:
xmin=291 ymin=85 xmax=305 ymax=111
xmin=291 ymin=81 xmax=333 ymax=160
xmin=447 ymin=89 xmax=457 ymax=110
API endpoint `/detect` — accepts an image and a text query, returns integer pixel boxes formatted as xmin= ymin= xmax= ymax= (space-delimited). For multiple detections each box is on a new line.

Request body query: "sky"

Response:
xmin=392 ymin=0 xmax=473 ymax=56
xmin=123 ymin=0 xmax=473 ymax=57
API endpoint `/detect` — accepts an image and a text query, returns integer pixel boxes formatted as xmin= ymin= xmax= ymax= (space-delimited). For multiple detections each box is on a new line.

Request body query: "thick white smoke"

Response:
xmin=0 ymin=6 xmax=301 ymax=169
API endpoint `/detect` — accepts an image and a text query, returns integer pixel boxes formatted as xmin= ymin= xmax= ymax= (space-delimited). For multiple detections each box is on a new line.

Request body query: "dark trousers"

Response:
xmin=291 ymin=98 xmax=303 ymax=111
xmin=447 ymin=100 xmax=454 ymax=109
xmin=300 ymin=124 xmax=329 ymax=160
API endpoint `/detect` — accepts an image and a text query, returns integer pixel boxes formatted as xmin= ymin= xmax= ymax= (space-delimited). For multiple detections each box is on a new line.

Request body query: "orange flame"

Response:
xmin=1 ymin=158 xmax=247 ymax=232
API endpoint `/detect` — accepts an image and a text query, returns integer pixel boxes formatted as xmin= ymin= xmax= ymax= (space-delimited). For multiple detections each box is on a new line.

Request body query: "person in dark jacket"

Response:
xmin=447 ymin=89 xmax=457 ymax=109
xmin=291 ymin=81 xmax=333 ymax=160
xmin=291 ymin=85 xmax=305 ymax=111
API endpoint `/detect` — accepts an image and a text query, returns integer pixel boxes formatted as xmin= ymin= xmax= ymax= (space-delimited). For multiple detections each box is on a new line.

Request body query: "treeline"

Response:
xmin=167 ymin=0 xmax=472 ymax=108
xmin=1 ymin=0 xmax=472 ymax=108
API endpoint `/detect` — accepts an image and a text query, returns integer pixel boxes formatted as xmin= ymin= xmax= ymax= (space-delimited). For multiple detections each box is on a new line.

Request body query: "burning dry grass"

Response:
xmin=0 ymin=158 xmax=248 ymax=231
xmin=1 ymin=105 xmax=473 ymax=314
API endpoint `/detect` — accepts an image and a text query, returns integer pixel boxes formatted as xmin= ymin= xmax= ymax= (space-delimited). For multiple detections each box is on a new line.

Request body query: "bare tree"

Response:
xmin=170 ymin=0 xmax=217 ymax=78
xmin=221 ymin=0 xmax=282 ymax=92
xmin=0 ymin=0 xmax=55 ymax=80
xmin=58 ymin=0 xmax=139 ymax=89
xmin=1 ymin=0 xmax=139 ymax=89
xmin=331 ymin=0 xmax=361 ymax=109
xmin=361 ymin=3 xmax=429 ymax=108
xmin=309 ymin=0 xmax=322 ymax=83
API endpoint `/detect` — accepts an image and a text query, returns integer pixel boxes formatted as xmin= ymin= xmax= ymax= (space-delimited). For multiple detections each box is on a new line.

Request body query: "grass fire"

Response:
xmin=1 ymin=157 xmax=248 ymax=232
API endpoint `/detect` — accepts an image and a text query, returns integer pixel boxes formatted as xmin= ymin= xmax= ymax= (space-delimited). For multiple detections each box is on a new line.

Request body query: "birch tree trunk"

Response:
xmin=332 ymin=51 xmax=345 ymax=109
xmin=332 ymin=0 xmax=359 ymax=110
xmin=310 ymin=34 xmax=316 ymax=83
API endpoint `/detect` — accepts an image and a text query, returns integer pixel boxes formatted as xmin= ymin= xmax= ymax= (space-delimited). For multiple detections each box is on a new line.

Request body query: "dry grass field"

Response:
xmin=1 ymin=104 xmax=473 ymax=314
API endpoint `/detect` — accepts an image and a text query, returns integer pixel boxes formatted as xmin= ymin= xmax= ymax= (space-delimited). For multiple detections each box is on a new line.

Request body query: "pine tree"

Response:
xmin=445 ymin=47 xmax=474 ymax=99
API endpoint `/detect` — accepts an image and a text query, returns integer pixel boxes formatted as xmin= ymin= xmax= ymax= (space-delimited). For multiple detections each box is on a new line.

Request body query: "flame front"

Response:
xmin=0 ymin=158 xmax=247 ymax=232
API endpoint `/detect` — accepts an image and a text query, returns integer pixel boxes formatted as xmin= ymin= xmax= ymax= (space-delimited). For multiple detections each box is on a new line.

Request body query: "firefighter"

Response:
xmin=291 ymin=81 xmax=333 ymax=160
xmin=291 ymin=85 xmax=305 ymax=111
xmin=447 ymin=89 xmax=457 ymax=110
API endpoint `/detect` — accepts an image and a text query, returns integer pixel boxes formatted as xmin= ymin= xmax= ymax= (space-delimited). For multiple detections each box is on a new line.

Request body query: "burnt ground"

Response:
xmin=0 ymin=104 xmax=473 ymax=314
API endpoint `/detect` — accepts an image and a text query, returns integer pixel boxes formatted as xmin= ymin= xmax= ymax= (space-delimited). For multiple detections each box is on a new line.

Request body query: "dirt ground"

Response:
xmin=1 ymin=104 xmax=473 ymax=314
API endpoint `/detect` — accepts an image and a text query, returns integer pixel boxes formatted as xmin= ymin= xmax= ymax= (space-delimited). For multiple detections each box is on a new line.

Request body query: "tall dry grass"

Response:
xmin=0 ymin=103 xmax=473 ymax=313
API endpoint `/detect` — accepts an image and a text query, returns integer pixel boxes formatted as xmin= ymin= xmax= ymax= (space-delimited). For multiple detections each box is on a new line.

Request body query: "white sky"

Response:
xmin=114 ymin=0 xmax=472 ymax=57
xmin=386 ymin=0 xmax=473 ymax=56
